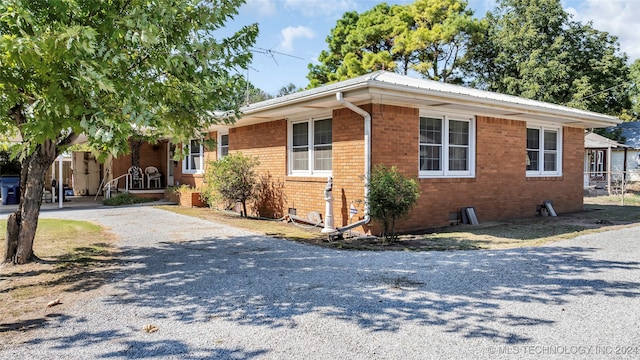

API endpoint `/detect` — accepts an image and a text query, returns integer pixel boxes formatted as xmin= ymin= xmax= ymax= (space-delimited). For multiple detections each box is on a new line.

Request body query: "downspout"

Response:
xmin=334 ymin=92 xmax=371 ymax=233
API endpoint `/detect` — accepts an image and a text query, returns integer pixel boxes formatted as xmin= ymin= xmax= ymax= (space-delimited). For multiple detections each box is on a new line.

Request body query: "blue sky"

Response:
xmin=225 ymin=0 xmax=640 ymax=96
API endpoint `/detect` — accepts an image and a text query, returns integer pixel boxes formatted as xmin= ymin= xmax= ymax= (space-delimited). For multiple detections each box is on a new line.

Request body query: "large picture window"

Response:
xmin=526 ymin=125 xmax=562 ymax=176
xmin=183 ymin=139 xmax=203 ymax=174
xmin=419 ymin=115 xmax=475 ymax=177
xmin=290 ymin=118 xmax=332 ymax=175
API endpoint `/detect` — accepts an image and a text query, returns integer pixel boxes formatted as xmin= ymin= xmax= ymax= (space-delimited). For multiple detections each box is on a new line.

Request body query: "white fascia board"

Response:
xmin=237 ymin=71 xmax=620 ymax=128
xmin=365 ymin=80 xmax=620 ymax=127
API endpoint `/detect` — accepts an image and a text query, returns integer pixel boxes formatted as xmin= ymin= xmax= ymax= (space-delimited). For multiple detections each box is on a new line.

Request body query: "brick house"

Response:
xmin=110 ymin=71 xmax=620 ymax=233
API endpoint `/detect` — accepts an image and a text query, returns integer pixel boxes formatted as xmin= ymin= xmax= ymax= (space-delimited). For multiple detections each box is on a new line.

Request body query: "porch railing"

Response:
xmin=101 ymin=173 xmax=136 ymax=199
xmin=584 ymin=169 xmax=640 ymax=197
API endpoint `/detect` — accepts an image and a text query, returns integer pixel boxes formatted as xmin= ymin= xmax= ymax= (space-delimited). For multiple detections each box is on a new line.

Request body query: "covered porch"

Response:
xmin=99 ymin=139 xmax=177 ymax=199
xmin=584 ymin=132 xmax=633 ymax=195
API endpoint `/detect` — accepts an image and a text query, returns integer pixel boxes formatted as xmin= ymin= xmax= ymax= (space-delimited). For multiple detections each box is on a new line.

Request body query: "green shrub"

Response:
xmin=202 ymin=152 xmax=259 ymax=217
xmin=368 ymin=165 xmax=420 ymax=241
xmin=102 ymin=192 xmax=155 ymax=206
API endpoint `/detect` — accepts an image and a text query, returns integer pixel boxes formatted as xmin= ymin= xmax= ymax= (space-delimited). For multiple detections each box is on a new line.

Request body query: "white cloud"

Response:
xmin=279 ymin=26 xmax=316 ymax=52
xmin=565 ymin=0 xmax=640 ymax=61
xmin=284 ymin=0 xmax=357 ymax=17
xmin=243 ymin=0 xmax=277 ymax=17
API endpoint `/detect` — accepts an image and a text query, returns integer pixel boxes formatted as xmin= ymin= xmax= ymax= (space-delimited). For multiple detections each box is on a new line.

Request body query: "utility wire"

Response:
xmin=250 ymin=46 xmax=305 ymax=66
xmin=572 ymin=81 xmax=633 ymax=102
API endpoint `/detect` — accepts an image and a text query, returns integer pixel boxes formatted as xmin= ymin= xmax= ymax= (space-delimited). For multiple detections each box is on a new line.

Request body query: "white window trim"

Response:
xmin=526 ymin=123 xmax=563 ymax=177
xmin=182 ymin=139 xmax=204 ymax=174
xmin=218 ymin=131 xmax=229 ymax=160
xmin=288 ymin=117 xmax=333 ymax=177
xmin=419 ymin=113 xmax=476 ymax=178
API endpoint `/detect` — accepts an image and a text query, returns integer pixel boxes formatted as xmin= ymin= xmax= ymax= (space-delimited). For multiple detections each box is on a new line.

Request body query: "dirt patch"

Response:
xmin=322 ymin=196 xmax=640 ymax=251
xmin=0 ymin=220 xmax=118 ymax=349
xmin=162 ymin=195 xmax=640 ymax=251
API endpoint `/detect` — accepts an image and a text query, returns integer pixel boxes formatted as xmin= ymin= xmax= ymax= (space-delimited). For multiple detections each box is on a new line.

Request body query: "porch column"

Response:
xmin=607 ymin=145 xmax=612 ymax=195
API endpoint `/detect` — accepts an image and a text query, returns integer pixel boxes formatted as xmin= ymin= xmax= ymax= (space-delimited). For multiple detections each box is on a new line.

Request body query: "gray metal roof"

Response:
xmin=616 ymin=121 xmax=640 ymax=148
xmin=236 ymin=71 xmax=620 ymax=128
xmin=585 ymin=132 xmax=630 ymax=149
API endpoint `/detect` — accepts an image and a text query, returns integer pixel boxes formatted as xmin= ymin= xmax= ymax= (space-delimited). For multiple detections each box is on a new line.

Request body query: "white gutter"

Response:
xmin=240 ymin=71 xmax=619 ymax=128
xmin=335 ymin=92 xmax=371 ymax=232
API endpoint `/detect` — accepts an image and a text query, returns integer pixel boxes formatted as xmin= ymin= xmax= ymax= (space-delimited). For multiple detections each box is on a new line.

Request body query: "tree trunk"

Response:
xmin=130 ymin=138 xmax=142 ymax=169
xmin=3 ymin=213 xmax=20 ymax=263
xmin=3 ymin=142 xmax=57 ymax=265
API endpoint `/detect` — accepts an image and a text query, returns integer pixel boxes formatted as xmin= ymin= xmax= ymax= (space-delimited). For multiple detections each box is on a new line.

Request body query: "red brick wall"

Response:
xmin=375 ymin=114 xmax=585 ymax=232
xmin=167 ymin=104 xmax=585 ymax=234
xmin=205 ymin=114 xmax=369 ymax=224
xmin=231 ymin=120 xmax=288 ymax=217
xmin=111 ymin=141 xmax=168 ymax=187
xmin=174 ymin=132 xmax=218 ymax=188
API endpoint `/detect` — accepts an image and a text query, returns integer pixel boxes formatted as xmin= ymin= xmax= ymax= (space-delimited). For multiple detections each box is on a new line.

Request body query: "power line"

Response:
xmin=573 ymin=81 xmax=633 ymax=102
xmin=250 ymin=47 xmax=305 ymax=66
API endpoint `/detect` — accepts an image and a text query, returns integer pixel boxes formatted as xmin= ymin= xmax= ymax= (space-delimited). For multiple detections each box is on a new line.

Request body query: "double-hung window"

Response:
xmin=290 ymin=118 xmax=332 ymax=175
xmin=419 ymin=115 xmax=475 ymax=177
xmin=526 ymin=124 xmax=562 ymax=176
xmin=183 ymin=139 xmax=203 ymax=174
xmin=218 ymin=132 xmax=229 ymax=159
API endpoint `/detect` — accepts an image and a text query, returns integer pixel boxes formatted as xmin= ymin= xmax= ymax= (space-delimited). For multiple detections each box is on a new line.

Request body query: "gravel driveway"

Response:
xmin=2 ymin=205 xmax=640 ymax=359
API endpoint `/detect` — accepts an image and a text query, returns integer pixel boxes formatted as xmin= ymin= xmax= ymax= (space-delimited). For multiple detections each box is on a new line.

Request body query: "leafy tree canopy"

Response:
xmin=277 ymin=83 xmax=301 ymax=97
xmin=465 ymin=0 xmax=631 ymax=117
xmin=307 ymin=0 xmax=483 ymax=87
xmin=629 ymin=59 xmax=640 ymax=119
xmin=235 ymin=80 xmax=273 ymax=106
xmin=0 ymin=0 xmax=258 ymax=157
xmin=0 ymin=0 xmax=257 ymax=264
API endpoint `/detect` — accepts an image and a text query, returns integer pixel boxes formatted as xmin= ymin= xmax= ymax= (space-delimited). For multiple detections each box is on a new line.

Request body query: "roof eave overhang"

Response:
xmin=365 ymin=82 xmax=621 ymax=128
xmin=229 ymin=78 xmax=620 ymax=129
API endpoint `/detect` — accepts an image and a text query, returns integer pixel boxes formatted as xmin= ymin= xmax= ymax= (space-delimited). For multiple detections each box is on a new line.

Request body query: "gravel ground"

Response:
xmin=2 ymin=205 xmax=640 ymax=359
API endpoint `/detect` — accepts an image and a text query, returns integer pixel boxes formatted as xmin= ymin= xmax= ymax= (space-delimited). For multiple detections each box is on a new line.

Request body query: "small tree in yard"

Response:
xmin=368 ymin=165 xmax=420 ymax=241
xmin=203 ymin=153 xmax=259 ymax=217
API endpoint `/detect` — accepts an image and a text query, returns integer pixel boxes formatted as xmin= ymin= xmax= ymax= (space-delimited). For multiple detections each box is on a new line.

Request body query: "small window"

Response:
xmin=218 ymin=133 xmax=228 ymax=159
xmin=292 ymin=122 xmax=309 ymax=171
xmin=419 ymin=115 xmax=474 ymax=178
xmin=526 ymin=125 xmax=562 ymax=176
xmin=289 ymin=118 xmax=332 ymax=175
xmin=183 ymin=139 xmax=203 ymax=174
xmin=314 ymin=119 xmax=332 ymax=171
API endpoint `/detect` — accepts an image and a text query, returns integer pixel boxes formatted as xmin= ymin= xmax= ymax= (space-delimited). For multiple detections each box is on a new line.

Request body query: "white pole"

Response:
xmin=322 ymin=176 xmax=335 ymax=233
xmin=58 ymin=155 xmax=63 ymax=209
xmin=607 ymin=145 xmax=612 ymax=195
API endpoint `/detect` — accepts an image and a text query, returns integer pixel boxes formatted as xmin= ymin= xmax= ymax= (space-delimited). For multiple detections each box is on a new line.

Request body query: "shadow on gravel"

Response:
xmin=27 ymin=327 xmax=267 ymax=359
xmin=0 ymin=314 xmax=70 ymax=334
xmin=23 ymin=233 xmax=640 ymax=353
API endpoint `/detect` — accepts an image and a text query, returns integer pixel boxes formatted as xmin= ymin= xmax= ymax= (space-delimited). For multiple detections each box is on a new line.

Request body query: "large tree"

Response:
xmin=307 ymin=0 xmax=482 ymax=87
xmin=0 ymin=0 xmax=257 ymax=264
xmin=466 ymin=0 xmax=631 ymax=116
xmin=396 ymin=0 xmax=483 ymax=82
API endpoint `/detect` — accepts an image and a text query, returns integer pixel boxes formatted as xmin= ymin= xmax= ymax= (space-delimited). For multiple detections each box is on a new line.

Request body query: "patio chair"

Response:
xmin=128 ymin=166 xmax=144 ymax=189
xmin=145 ymin=166 xmax=162 ymax=188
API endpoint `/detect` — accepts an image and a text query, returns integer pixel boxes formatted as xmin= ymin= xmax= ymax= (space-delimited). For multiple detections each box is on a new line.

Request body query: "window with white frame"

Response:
xmin=526 ymin=124 xmax=562 ymax=176
xmin=183 ymin=139 xmax=203 ymax=174
xmin=289 ymin=118 xmax=332 ymax=175
xmin=218 ymin=132 xmax=228 ymax=159
xmin=419 ymin=115 xmax=475 ymax=177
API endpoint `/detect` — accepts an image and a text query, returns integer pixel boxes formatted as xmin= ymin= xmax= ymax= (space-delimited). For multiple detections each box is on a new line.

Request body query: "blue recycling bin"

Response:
xmin=1 ymin=176 xmax=20 ymax=205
